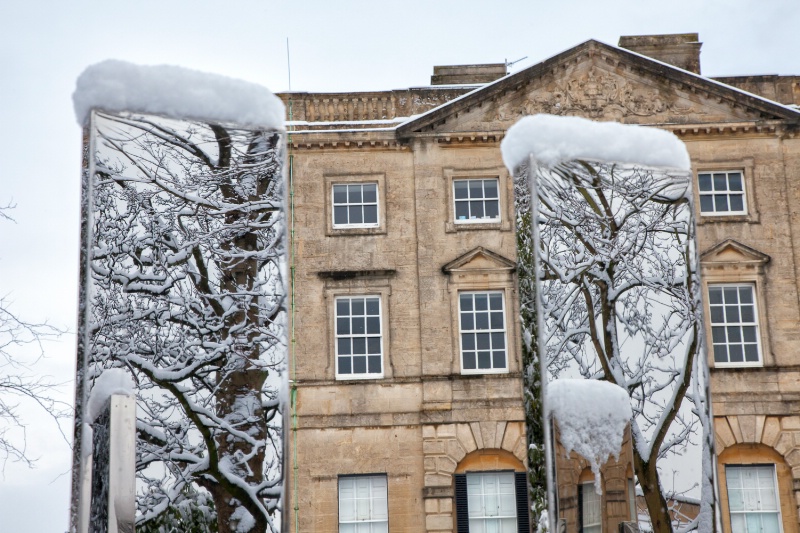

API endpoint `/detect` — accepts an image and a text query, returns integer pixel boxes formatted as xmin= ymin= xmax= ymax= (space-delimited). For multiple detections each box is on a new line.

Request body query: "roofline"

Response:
xmin=396 ymin=39 xmax=800 ymax=136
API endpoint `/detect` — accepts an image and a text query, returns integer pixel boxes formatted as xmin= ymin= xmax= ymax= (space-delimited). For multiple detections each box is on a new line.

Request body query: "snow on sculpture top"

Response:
xmin=73 ymin=60 xmax=285 ymax=130
xmin=546 ymin=379 xmax=632 ymax=494
xmin=500 ymin=114 xmax=691 ymax=171
xmin=86 ymin=368 xmax=135 ymax=423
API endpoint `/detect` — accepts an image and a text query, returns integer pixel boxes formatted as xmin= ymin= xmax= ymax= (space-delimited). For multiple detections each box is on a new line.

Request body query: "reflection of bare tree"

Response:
xmin=532 ymin=160 xmax=713 ymax=533
xmin=86 ymin=111 xmax=285 ymax=532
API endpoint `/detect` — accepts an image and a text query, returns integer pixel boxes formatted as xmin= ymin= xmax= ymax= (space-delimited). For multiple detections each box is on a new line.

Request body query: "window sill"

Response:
xmin=327 ymin=226 xmax=386 ymax=237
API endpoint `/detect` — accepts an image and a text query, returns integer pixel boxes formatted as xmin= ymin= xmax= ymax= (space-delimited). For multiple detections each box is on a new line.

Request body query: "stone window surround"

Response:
xmin=708 ymin=283 xmax=764 ymax=368
xmin=457 ymin=290 xmax=509 ymax=375
xmin=324 ymin=172 xmax=387 ymax=236
xmin=447 ymin=282 xmax=517 ymax=376
xmin=694 ymin=158 xmax=760 ymax=225
xmin=702 ymin=265 xmax=773 ymax=369
xmin=723 ymin=464 xmax=782 ymax=532
xmin=443 ymin=166 xmax=513 ymax=233
xmin=338 ymin=473 xmax=389 ymax=530
xmin=323 ymin=280 xmax=393 ymax=381
xmin=333 ymin=294 xmax=384 ymax=380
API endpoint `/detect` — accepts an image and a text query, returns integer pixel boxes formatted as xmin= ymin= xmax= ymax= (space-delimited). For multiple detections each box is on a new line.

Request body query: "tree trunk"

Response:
xmin=634 ymin=454 xmax=673 ymax=533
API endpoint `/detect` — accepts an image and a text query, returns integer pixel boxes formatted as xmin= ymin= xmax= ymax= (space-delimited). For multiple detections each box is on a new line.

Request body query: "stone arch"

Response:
xmin=454 ymin=448 xmax=525 ymax=474
xmin=717 ymin=442 xmax=799 ymax=533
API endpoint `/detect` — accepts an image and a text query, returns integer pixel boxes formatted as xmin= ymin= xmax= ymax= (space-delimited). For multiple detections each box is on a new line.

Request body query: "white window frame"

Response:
xmin=338 ymin=474 xmax=388 ymax=532
xmin=332 ymin=182 xmax=380 ymax=229
xmin=580 ymin=481 xmax=602 ymax=533
xmin=697 ymin=170 xmax=747 ymax=216
xmin=334 ymin=295 xmax=384 ymax=380
xmin=725 ymin=465 xmax=783 ymax=533
xmin=708 ymin=283 xmax=763 ymax=367
xmin=458 ymin=290 xmax=509 ymax=374
xmin=453 ymin=178 xmax=501 ymax=224
xmin=466 ymin=471 xmax=518 ymax=532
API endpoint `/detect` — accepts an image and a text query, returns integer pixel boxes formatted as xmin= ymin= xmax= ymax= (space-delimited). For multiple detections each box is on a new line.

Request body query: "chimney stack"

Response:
xmin=618 ymin=33 xmax=702 ymax=74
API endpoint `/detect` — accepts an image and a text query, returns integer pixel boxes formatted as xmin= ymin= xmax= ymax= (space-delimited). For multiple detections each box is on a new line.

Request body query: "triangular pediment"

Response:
xmin=397 ymin=40 xmax=800 ymax=136
xmin=700 ymin=239 xmax=770 ymax=266
xmin=442 ymin=247 xmax=516 ymax=275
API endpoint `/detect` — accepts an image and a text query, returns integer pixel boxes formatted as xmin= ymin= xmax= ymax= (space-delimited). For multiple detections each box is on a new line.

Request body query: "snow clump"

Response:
xmin=86 ymin=368 xmax=135 ymax=423
xmin=547 ymin=379 xmax=632 ymax=494
xmin=73 ymin=60 xmax=285 ymax=130
xmin=500 ymin=114 xmax=690 ymax=171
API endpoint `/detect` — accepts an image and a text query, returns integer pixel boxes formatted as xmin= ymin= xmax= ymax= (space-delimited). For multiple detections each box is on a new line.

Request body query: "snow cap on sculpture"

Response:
xmin=546 ymin=379 xmax=632 ymax=494
xmin=73 ymin=60 xmax=285 ymax=130
xmin=500 ymin=114 xmax=691 ymax=172
xmin=86 ymin=368 xmax=135 ymax=423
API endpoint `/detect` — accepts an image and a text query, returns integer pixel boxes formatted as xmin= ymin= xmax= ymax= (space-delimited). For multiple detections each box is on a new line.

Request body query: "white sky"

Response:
xmin=0 ymin=1 xmax=798 ymax=531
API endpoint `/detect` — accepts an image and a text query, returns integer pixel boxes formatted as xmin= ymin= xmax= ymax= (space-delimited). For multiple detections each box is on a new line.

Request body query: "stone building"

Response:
xmin=280 ymin=33 xmax=800 ymax=532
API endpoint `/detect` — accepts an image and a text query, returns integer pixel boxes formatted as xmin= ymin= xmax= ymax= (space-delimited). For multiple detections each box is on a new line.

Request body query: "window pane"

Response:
xmin=333 ymin=185 xmax=348 ymax=203
xmin=338 ymin=357 xmax=352 ymax=374
xmin=739 ymin=287 xmax=753 ymax=303
xmin=469 ymin=180 xmax=483 ymax=198
xmin=348 ymin=185 xmax=362 ymax=203
xmin=478 ymin=351 xmax=491 ymax=368
xmin=727 ymin=326 xmax=742 ymax=343
xmin=729 ymin=344 xmax=743 ymax=362
xmin=475 ymin=312 xmax=489 ymax=330
xmin=367 ymin=337 xmax=381 ymax=354
xmin=462 ymin=333 xmax=475 ymax=350
xmin=461 ymin=313 xmax=474 ymax=331
xmin=349 ymin=205 xmax=363 ymax=224
xmin=710 ymin=306 xmax=724 ymax=323
xmin=362 ymin=184 xmax=377 ymax=202
xmin=709 ymin=287 xmax=723 ymax=304
xmin=352 ymin=299 xmax=365 ymax=315
xmin=455 ymin=201 xmax=469 ymax=220
xmin=485 ymin=200 xmax=499 ymax=219
xmin=730 ymin=195 xmax=744 ymax=212
xmin=745 ymin=344 xmax=759 ymax=362
xmin=714 ymin=344 xmax=728 ymax=362
xmin=489 ymin=293 xmax=503 ymax=310
xmin=334 ymin=206 xmax=349 ymax=225
xmin=715 ymin=194 xmax=729 ymax=211
xmin=728 ymin=172 xmax=743 ymax=191
xmin=713 ymin=173 xmax=728 ymax=190
xmin=363 ymin=204 xmax=378 ymax=224
xmin=338 ymin=338 xmax=351 ymax=355
xmin=742 ymin=326 xmax=756 ymax=342
xmin=367 ymin=317 xmax=380 ymax=334
xmin=484 ymin=179 xmax=498 ymax=198
xmin=460 ymin=293 xmax=473 ymax=311
xmin=463 ymin=351 xmax=476 ymax=369
xmin=741 ymin=305 xmax=755 ymax=323
xmin=352 ymin=355 xmax=367 ymax=373
xmin=493 ymin=351 xmax=506 ymax=369
xmin=366 ymin=298 xmax=380 ymax=315
xmin=352 ymin=317 xmax=365 ymax=334
xmin=700 ymin=195 xmax=714 ymax=212
xmin=491 ymin=332 xmax=505 ymax=349
xmin=726 ymin=305 xmax=741 ymax=323
xmin=352 ymin=337 xmax=366 ymax=354
xmin=368 ymin=355 xmax=381 ymax=374
xmin=477 ymin=333 xmax=490 ymax=350
xmin=490 ymin=311 xmax=503 ymax=329
xmin=454 ymin=180 xmax=469 ymax=199
xmin=470 ymin=200 xmax=484 ymax=219
xmin=698 ymin=174 xmax=712 ymax=191
xmin=475 ymin=295 xmax=488 ymax=311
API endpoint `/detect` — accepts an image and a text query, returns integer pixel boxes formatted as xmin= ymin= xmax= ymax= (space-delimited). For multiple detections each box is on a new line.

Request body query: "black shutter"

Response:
xmin=515 ymin=471 xmax=531 ymax=533
xmin=455 ymin=473 xmax=470 ymax=533
xmin=577 ymin=483 xmax=584 ymax=533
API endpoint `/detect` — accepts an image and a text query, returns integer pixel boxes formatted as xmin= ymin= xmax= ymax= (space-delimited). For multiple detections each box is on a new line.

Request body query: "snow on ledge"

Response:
xmin=501 ymin=114 xmax=691 ymax=172
xmin=87 ymin=368 xmax=135 ymax=423
xmin=547 ymin=379 xmax=632 ymax=494
xmin=73 ymin=60 xmax=285 ymax=130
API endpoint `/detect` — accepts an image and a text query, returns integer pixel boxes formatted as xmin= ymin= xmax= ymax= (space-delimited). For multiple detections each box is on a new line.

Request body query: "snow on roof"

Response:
xmin=501 ymin=114 xmax=691 ymax=171
xmin=86 ymin=368 xmax=135 ymax=423
xmin=73 ymin=60 xmax=285 ymax=130
xmin=547 ymin=379 xmax=632 ymax=494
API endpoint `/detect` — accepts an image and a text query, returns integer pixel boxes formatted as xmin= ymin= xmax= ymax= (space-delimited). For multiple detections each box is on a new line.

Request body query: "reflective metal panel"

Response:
xmin=72 ymin=110 xmax=287 ymax=532
xmin=515 ymin=157 xmax=716 ymax=533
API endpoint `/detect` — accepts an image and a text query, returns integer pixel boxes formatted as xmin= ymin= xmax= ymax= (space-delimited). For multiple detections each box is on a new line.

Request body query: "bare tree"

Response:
xmin=79 ymin=111 xmax=286 ymax=532
xmin=0 ymin=206 xmax=69 ymax=471
xmin=523 ymin=160 xmax=714 ymax=533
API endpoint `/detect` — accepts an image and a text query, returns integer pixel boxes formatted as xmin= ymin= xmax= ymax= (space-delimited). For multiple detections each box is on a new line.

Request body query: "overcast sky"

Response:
xmin=1 ymin=1 xmax=798 ymax=531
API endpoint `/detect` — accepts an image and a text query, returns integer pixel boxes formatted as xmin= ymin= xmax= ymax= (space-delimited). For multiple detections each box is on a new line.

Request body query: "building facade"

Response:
xmin=281 ymin=33 xmax=800 ymax=532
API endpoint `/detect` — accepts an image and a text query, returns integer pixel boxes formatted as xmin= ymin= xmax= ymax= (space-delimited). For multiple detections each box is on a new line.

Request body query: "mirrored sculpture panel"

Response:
xmin=507 ymin=115 xmax=717 ymax=533
xmin=73 ymin=109 xmax=287 ymax=532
